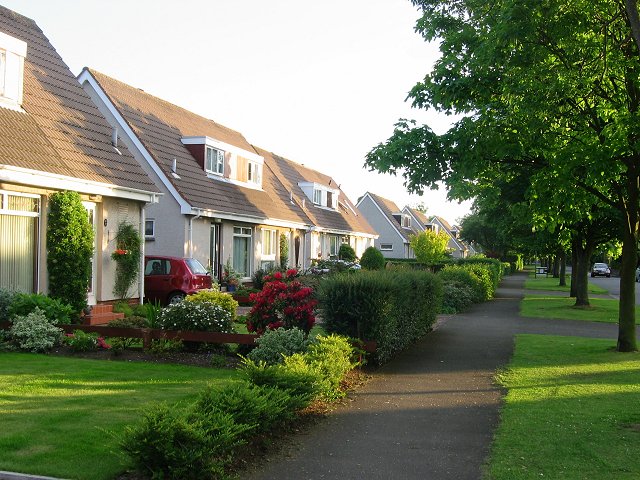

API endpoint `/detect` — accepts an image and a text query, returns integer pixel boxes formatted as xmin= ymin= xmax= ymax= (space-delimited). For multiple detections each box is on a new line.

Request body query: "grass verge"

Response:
xmin=524 ymin=274 xmax=608 ymax=294
xmin=488 ymin=335 xmax=640 ymax=479
xmin=519 ymin=294 xmax=637 ymax=323
xmin=0 ymin=353 xmax=240 ymax=480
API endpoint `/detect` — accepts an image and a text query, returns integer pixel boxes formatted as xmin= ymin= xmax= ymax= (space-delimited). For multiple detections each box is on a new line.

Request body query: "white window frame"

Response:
xmin=261 ymin=228 xmax=277 ymax=259
xmin=380 ymin=243 xmax=393 ymax=251
xmin=402 ymin=215 xmax=411 ymax=228
xmin=313 ymin=188 xmax=322 ymax=205
xmin=0 ymin=50 xmax=6 ymax=97
xmin=329 ymin=235 xmax=341 ymax=256
xmin=145 ymin=219 xmax=155 ymax=239
xmin=232 ymin=226 xmax=253 ymax=278
xmin=248 ymin=161 xmax=262 ymax=185
xmin=205 ymin=146 xmax=225 ymax=175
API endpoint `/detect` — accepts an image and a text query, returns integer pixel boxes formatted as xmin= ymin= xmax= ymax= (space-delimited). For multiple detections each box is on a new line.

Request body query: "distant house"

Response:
xmin=0 ymin=7 xmax=159 ymax=309
xmin=426 ymin=215 xmax=469 ymax=259
xmin=356 ymin=192 xmax=418 ymax=258
xmin=79 ymin=69 xmax=375 ymax=279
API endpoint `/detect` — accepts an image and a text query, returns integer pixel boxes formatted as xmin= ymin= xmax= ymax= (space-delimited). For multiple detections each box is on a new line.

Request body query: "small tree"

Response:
xmin=410 ymin=230 xmax=451 ymax=264
xmin=47 ymin=191 xmax=94 ymax=314
xmin=111 ymin=222 xmax=142 ymax=299
xmin=338 ymin=243 xmax=356 ymax=262
xmin=360 ymin=246 xmax=385 ymax=270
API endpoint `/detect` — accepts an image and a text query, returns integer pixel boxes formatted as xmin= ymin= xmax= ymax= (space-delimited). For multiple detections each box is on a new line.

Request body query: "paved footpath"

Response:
xmin=246 ymin=273 xmax=622 ymax=480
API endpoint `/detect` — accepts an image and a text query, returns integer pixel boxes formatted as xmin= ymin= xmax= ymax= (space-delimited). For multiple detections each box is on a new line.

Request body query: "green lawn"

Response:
xmin=524 ymin=274 xmax=608 ymax=294
xmin=0 ymin=353 xmax=240 ymax=479
xmin=488 ymin=335 xmax=640 ymax=479
xmin=519 ymin=294 xmax=637 ymax=323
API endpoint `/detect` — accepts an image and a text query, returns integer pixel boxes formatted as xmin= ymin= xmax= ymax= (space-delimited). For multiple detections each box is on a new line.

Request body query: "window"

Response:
xmin=233 ymin=226 xmax=252 ymax=277
xmin=261 ymin=229 xmax=277 ymax=257
xmin=329 ymin=235 xmax=340 ymax=256
xmin=380 ymin=243 xmax=393 ymax=251
xmin=144 ymin=219 xmax=155 ymax=239
xmin=402 ymin=215 xmax=411 ymax=228
xmin=0 ymin=50 xmax=5 ymax=97
xmin=205 ymin=146 xmax=225 ymax=175
xmin=248 ymin=161 xmax=262 ymax=185
xmin=313 ymin=188 xmax=322 ymax=205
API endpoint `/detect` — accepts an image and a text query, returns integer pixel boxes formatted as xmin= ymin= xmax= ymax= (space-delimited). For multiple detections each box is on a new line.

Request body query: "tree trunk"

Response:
xmin=570 ymin=241 xmax=578 ymax=297
xmin=573 ymin=245 xmax=594 ymax=307
xmin=559 ymin=250 xmax=567 ymax=287
xmin=617 ymin=175 xmax=639 ymax=352
xmin=553 ymin=255 xmax=560 ymax=278
xmin=625 ymin=0 xmax=640 ymax=54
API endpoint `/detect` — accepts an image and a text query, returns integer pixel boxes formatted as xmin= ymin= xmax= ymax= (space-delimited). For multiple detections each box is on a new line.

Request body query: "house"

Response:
xmin=262 ymin=150 xmax=377 ymax=262
xmin=356 ymin=192 xmax=418 ymax=258
xmin=426 ymin=215 xmax=469 ymax=258
xmin=0 ymin=7 xmax=159 ymax=312
xmin=79 ymin=69 xmax=376 ymax=279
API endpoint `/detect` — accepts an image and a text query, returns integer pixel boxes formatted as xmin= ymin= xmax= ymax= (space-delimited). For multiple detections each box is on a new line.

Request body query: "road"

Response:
xmin=588 ymin=275 xmax=640 ymax=304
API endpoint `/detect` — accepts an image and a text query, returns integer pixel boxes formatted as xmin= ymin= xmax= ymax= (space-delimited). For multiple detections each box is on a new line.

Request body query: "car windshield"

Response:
xmin=185 ymin=258 xmax=209 ymax=275
xmin=594 ymin=263 xmax=608 ymax=268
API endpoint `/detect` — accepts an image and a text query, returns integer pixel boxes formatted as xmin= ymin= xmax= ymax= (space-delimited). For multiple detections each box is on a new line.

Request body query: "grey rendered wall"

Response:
xmin=357 ymin=196 xmax=406 ymax=259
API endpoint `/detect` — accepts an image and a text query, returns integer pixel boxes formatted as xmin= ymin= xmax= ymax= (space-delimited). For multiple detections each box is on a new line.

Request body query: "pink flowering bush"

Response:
xmin=247 ymin=269 xmax=317 ymax=334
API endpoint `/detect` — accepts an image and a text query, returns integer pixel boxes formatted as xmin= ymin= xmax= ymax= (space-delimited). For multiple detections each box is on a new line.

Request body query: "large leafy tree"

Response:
xmin=366 ymin=0 xmax=640 ymax=351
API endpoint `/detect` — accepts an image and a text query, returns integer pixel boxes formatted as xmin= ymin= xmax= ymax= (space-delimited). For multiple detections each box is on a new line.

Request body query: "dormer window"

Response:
xmin=300 ymin=182 xmax=339 ymax=210
xmin=402 ymin=215 xmax=411 ymax=228
xmin=0 ymin=31 xmax=27 ymax=110
xmin=205 ymin=146 xmax=224 ymax=175
xmin=313 ymin=188 xmax=322 ymax=205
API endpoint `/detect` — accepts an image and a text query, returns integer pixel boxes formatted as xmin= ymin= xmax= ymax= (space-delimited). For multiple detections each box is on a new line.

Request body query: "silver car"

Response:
xmin=591 ymin=263 xmax=611 ymax=278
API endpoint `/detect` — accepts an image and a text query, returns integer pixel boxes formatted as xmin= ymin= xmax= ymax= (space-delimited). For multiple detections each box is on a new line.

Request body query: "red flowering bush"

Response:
xmin=247 ymin=269 xmax=317 ymax=334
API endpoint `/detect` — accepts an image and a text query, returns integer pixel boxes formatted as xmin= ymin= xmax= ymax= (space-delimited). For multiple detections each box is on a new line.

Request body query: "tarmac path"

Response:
xmin=245 ymin=272 xmax=622 ymax=480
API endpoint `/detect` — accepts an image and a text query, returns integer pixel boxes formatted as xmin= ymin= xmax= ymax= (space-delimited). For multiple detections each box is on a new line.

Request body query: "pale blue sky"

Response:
xmin=4 ymin=0 xmax=471 ymax=223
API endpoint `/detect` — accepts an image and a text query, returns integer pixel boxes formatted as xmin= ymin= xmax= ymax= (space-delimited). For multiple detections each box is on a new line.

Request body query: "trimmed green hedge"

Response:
xmin=319 ymin=270 xmax=442 ymax=364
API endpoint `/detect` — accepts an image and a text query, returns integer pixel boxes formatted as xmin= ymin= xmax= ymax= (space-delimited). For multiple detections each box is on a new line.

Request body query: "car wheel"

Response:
xmin=591 ymin=273 xmax=595 ymax=277
xmin=606 ymin=274 xmax=610 ymax=278
xmin=167 ymin=292 xmax=186 ymax=304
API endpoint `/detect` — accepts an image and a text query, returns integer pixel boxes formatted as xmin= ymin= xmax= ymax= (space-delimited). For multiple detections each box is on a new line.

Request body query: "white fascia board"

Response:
xmin=361 ymin=192 xmax=408 ymax=242
xmin=0 ymin=31 xmax=27 ymax=56
xmin=182 ymin=136 xmax=263 ymax=164
xmin=312 ymin=225 xmax=378 ymax=239
xmin=0 ymin=165 xmax=161 ymax=203
xmin=186 ymin=207 xmax=309 ymax=230
xmin=78 ymin=69 xmax=191 ymax=212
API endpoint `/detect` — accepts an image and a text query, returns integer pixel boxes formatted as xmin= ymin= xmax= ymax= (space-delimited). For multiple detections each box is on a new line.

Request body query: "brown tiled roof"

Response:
xmin=432 ymin=215 xmax=454 ymax=232
xmin=87 ymin=69 xmax=311 ymax=224
xmin=406 ymin=207 xmax=429 ymax=226
xmin=263 ymin=151 xmax=376 ymax=235
xmin=367 ymin=192 xmax=418 ymax=240
xmin=0 ymin=7 xmax=158 ymax=193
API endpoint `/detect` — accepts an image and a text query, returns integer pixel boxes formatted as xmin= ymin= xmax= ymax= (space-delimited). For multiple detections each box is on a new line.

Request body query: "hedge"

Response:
xmin=319 ymin=270 xmax=442 ymax=364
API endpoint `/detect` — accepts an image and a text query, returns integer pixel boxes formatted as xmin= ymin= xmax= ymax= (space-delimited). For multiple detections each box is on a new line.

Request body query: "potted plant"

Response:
xmin=221 ymin=258 xmax=241 ymax=292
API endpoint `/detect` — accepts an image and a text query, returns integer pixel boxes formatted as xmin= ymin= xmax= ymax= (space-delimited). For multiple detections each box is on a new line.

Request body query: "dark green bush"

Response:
xmin=8 ymin=293 xmax=74 ymax=324
xmin=247 ymin=327 xmax=309 ymax=365
xmin=195 ymin=383 xmax=298 ymax=436
xmin=64 ymin=329 xmax=98 ymax=352
xmin=305 ymin=334 xmax=356 ymax=399
xmin=437 ymin=266 xmax=486 ymax=303
xmin=360 ymin=246 xmax=385 ymax=270
xmin=120 ymin=403 xmax=248 ymax=479
xmin=457 ymin=257 xmax=503 ymax=289
xmin=441 ymin=281 xmax=475 ymax=313
xmin=241 ymin=357 xmax=321 ymax=410
xmin=111 ymin=222 xmax=142 ymax=300
xmin=319 ymin=270 xmax=442 ymax=364
xmin=47 ymin=191 xmax=94 ymax=315
xmin=338 ymin=243 xmax=357 ymax=262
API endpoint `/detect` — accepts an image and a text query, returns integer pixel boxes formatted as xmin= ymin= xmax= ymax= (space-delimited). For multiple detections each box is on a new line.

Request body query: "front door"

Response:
xmin=82 ymin=202 xmax=97 ymax=305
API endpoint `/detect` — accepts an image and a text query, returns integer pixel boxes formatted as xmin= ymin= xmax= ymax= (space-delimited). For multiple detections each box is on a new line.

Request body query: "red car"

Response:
xmin=144 ymin=256 xmax=212 ymax=305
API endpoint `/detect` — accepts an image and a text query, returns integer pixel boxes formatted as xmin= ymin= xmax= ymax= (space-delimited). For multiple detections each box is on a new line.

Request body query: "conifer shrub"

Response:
xmin=338 ymin=243 xmax=357 ymax=262
xmin=47 ymin=191 xmax=94 ymax=315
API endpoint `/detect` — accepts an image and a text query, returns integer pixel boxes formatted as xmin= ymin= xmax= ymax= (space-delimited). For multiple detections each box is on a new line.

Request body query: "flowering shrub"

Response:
xmin=247 ymin=269 xmax=317 ymax=334
xmin=9 ymin=307 xmax=63 ymax=352
xmin=156 ymin=301 xmax=233 ymax=332
xmin=64 ymin=330 xmax=111 ymax=352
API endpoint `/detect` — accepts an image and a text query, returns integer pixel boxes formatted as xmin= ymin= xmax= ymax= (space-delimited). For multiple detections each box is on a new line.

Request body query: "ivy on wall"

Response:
xmin=111 ymin=222 xmax=142 ymax=299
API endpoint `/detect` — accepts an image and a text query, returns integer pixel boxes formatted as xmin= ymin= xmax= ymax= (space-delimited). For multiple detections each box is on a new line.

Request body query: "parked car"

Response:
xmin=636 ymin=267 xmax=640 ymax=282
xmin=144 ymin=256 xmax=212 ymax=305
xmin=591 ymin=263 xmax=611 ymax=278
